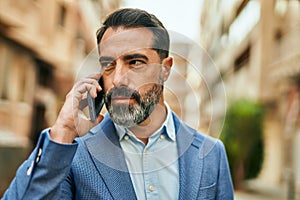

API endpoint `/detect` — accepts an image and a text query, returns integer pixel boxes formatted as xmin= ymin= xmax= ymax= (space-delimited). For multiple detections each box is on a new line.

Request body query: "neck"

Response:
xmin=129 ymin=99 xmax=167 ymax=144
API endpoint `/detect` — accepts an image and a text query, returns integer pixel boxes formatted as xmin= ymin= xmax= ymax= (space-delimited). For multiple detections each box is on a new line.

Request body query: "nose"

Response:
xmin=112 ymin=61 xmax=129 ymax=87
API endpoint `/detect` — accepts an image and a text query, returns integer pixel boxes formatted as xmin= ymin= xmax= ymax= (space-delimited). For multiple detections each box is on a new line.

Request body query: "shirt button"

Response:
xmin=124 ymin=135 xmax=129 ymax=140
xmin=148 ymin=185 xmax=155 ymax=192
xmin=27 ymin=161 xmax=34 ymax=176
xmin=145 ymin=149 xmax=149 ymax=155
xmin=38 ymin=148 xmax=42 ymax=156
xmin=160 ymin=134 xmax=165 ymax=140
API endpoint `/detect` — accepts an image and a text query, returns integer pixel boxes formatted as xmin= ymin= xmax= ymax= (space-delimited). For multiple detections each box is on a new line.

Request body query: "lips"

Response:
xmin=106 ymin=86 xmax=142 ymax=106
xmin=112 ymin=95 xmax=133 ymax=101
xmin=112 ymin=95 xmax=132 ymax=99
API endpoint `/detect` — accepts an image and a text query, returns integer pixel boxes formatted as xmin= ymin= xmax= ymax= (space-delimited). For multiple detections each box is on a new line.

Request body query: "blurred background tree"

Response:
xmin=221 ymin=99 xmax=265 ymax=190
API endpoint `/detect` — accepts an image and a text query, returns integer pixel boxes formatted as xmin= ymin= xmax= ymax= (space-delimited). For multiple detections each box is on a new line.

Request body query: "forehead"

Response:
xmin=99 ymin=27 xmax=154 ymax=57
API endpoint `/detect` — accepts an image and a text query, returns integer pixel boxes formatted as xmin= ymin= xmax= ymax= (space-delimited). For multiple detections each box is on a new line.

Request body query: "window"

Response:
xmin=234 ymin=46 xmax=250 ymax=72
xmin=229 ymin=1 xmax=260 ymax=45
xmin=35 ymin=59 xmax=53 ymax=87
xmin=275 ymin=29 xmax=283 ymax=42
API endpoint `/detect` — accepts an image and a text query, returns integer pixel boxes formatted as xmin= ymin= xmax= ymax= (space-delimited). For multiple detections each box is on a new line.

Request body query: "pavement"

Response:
xmin=233 ymin=179 xmax=297 ymax=200
xmin=235 ymin=190 xmax=285 ymax=200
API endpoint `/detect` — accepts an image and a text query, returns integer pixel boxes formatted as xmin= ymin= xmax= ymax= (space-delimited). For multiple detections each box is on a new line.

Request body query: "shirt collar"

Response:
xmin=114 ymin=102 xmax=176 ymax=142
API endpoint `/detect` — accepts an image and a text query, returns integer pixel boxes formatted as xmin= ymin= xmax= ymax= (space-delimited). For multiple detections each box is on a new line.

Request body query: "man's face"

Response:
xmin=98 ymin=27 xmax=168 ymax=127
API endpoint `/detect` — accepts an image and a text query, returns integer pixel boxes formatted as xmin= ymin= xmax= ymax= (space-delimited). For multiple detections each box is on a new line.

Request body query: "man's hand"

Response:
xmin=50 ymin=73 xmax=104 ymax=144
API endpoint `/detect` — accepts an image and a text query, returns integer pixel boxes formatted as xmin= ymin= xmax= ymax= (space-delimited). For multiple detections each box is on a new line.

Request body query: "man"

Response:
xmin=3 ymin=8 xmax=234 ymax=199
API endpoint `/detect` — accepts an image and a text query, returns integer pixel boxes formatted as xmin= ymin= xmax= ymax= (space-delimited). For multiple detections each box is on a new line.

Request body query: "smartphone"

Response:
xmin=87 ymin=78 xmax=105 ymax=122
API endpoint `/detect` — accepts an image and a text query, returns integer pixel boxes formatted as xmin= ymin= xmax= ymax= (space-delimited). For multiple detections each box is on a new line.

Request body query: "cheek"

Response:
xmin=102 ymin=76 xmax=113 ymax=93
xmin=133 ymin=67 xmax=162 ymax=87
xmin=136 ymin=76 xmax=163 ymax=98
xmin=138 ymin=84 xmax=153 ymax=94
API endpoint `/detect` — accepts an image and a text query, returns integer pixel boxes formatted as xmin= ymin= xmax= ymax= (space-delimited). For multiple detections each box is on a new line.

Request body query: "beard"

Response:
xmin=105 ymin=82 xmax=163 ymax=128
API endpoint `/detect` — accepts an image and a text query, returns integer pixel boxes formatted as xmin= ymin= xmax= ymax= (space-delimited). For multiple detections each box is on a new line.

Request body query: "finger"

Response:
xmin=70 ymin=76 xmax=103 ymax=114
xmin=75 ymin=78 xmax=99 ymax=90
xmin=86 ymin=72 xmax=104 ymax=92
xmin=76 ymin=79 xmax=102 ymax=95
xmin=75 ymin=82 xmax=97 ymax=96
xmin=71 ymin=84 xmax=95 ymax=111
xmin=86 ymin=71 xmax=103 ymax=80
xmin=88 ymin=85 xmax=98 ymax=98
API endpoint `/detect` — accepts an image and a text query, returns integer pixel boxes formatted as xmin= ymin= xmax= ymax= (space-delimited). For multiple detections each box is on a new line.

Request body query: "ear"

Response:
xmin=161 ymin=57 xmax=173 ymax=82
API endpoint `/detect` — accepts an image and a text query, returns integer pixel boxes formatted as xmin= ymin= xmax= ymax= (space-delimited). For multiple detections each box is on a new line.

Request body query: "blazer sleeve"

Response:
xmin=216 ymin=140 xmax=234 ymax=200
xmin=2 ymin=129 xmax=78 ymax=200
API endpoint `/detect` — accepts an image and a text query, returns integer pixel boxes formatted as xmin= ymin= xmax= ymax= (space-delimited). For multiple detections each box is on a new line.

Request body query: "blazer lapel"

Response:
xmin=84 ymin=116 xmax=137 ymax=200
xmin=173 ymin=113 xmax=204 ymax=200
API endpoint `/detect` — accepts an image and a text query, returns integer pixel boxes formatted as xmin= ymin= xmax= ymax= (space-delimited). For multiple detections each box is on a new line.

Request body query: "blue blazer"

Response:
xmin=3 ymin=113 xmax=234 ymax=199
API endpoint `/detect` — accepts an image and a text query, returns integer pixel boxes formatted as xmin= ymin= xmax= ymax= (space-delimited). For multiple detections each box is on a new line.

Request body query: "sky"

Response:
xmin=121 ymin=0 xmax=203 ymax=41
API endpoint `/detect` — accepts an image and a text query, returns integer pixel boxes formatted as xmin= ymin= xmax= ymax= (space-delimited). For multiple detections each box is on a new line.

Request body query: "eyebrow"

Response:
xmin=99 ymin=53 xmax=149 ymax=64
xmin=99 ymin=56 xmax=114 ymax=63
xmin=123 ymin=54 xmax=149 ymax=61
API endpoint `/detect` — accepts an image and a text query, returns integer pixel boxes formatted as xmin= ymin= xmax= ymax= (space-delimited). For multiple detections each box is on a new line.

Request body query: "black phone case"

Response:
xmin=87 ymin=78 xmax=105 ymax=122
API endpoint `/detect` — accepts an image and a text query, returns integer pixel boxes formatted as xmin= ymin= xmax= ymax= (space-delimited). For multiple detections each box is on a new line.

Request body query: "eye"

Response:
xmin=100 ymin=61 xmax=115 ymax=70
xmin=129 ymin=60 xmax=145 ymax=67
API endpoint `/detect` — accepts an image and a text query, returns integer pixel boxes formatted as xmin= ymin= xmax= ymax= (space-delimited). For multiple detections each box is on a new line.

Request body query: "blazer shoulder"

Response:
xmin=173 ymin=112 xmax=223 ymax=156
xmin=177 ymin=119 xmax=218 ymax=149
xmin=177 ymin=119 xmax=224 ymax=159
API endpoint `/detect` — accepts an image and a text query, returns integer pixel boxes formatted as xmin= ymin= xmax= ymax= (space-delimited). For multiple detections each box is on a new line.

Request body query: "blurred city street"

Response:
xmin=0 ymin=0 xmax=300 ymax=198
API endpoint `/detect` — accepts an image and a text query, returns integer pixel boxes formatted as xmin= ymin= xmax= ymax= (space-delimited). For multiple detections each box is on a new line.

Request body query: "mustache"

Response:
xmin=106 ymin=86 xmax=141 ymax=104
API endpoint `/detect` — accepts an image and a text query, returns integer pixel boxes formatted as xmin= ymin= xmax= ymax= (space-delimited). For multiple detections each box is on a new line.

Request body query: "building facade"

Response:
xmin=199 ymin=0 xmax=300 ymax=198
xmin=0 ymin=0 xmax=120 ymax=195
